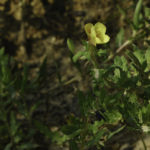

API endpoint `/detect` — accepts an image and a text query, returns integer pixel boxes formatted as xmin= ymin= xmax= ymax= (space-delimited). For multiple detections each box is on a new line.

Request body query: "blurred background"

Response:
xmin=0 ymin=0 xmax=150 ymax=150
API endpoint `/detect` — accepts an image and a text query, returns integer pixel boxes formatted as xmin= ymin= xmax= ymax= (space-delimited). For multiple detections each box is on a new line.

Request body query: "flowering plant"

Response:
xmin=84 ymin=22 xmax=110 ymax=46
xmin=53 ymin=0 xmax=150 ymax=149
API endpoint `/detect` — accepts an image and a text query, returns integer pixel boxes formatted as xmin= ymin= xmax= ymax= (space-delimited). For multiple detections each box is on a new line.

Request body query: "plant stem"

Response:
xmin=106 ymin=40 xmax=131 ymax=62
xmin=88 ymin=44 xmax=99 ymax=68
xmin=141 ymin=134 xmax=147 ymax=150
xmin=103 ymin=29 xmax=145 ymax=65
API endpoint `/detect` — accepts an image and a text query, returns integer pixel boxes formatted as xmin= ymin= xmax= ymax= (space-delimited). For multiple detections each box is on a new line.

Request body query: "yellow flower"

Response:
xmin=84 ymin=22 xmax=110 ymax=46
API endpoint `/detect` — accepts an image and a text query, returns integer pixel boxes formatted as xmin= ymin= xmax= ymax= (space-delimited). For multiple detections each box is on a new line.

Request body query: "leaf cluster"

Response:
xmin=53 ymin=0 xmax=150 ymax=149
xmin=0 ymin=48 xmax=52 ymax=150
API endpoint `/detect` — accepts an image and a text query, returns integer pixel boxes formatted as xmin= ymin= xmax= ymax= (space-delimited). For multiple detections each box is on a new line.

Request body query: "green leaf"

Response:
xmin=116 ymin=28 xmax=124 ymax=47
xmin=144 ymin=7 xmax=150 ymax=18
xmin=69 ymin=141 xmax=79 ymax=150
xmin=127 ymin=51 xmax=142 ymax=72
xmin=4 ymin=143 xmax=12 ymax=150
xmin=0 ymin=47 xmax=5 ymax=56
xmin=1 ymin=55 xmax=11 ymax=84
xmin=117 ymin=5 xmax=126 ymax=17
xmin=114 ymin=56 xmax=128 ymax=72
xmin=119 ymin=102 xmax=140 ymax=128
xmin=107 ymin=125 xmax=125 ymax=140
xmin=10 ymin=112 xmax=19 ymax=136
xmin=133 ymin=50 xmax=145 ymax=65
xmin=114 ymin=68 xmax=120 ymax=79
xmin=97 ymin=49 xmax=107 ymax=58
xmin=18 ymin=143 xmax=38 ymax=150
xmin=72 ymin=51 xmax=86 ymax=63
xmin=37 ymin=57 xmax=47 ymax=82
xmin=68 ymin=129 xmax=82 ymax=139
xmin=21 ymin=64 xmax=29 ymax=93
xmin=129 ymin=92 xmax=138 ymax=104
xmin=77 ymin=91 xmax=95 ymax=116
xmin=52 ymin=132 xmax=69 ymax=145
xmin=88 ymin=121 xmax=104 ymax=134
xmin=142 ymin=104 xmax=150 ymax=123
xmin=14 ymin=135 xmax=21 ymax=144
xmin=29 ymin=101 xmax=41 ymax=118
xmin=106 ymin=111 xmax=122 ymax=124
xmin=62 ymin=124 xmax=80 ymax=135
xmin=67 ymin=38 xmax=75 ymax=53
xmin=138 ymin=109 xmax=143 ymax=124
xmin=145 ymin=48 xmax=150 ymax=70
xmin=87 ymin=130 xmax=105 ymax=148
xmin=133 ymin=0 xmax=143 ymax=29
xmin=34 ymin=120 xmax=52 ymax=138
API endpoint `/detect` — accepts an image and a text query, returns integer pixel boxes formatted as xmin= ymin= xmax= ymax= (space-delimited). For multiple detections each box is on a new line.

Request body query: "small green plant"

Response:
xmin=53 ymin=0 xmax=150 ymax=149
xmin=0 ymin=48 xmax=51 ymax=150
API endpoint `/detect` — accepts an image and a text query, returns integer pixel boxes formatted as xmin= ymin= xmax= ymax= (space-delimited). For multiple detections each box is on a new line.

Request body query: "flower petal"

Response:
xmin=95 ymin=37 xmax=102 ymax=44
xmin=89 ymin=26 xmax=97 ymax=46
xmin=84 ymin=23 xmax=93 ymax=36
xmin=94 ymin=22 xmax=106 ymax=35
xmin=103 ymin=35 xmax=110 ymax=43
xmin=84 ymin=22 xmax=110 ymax=45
